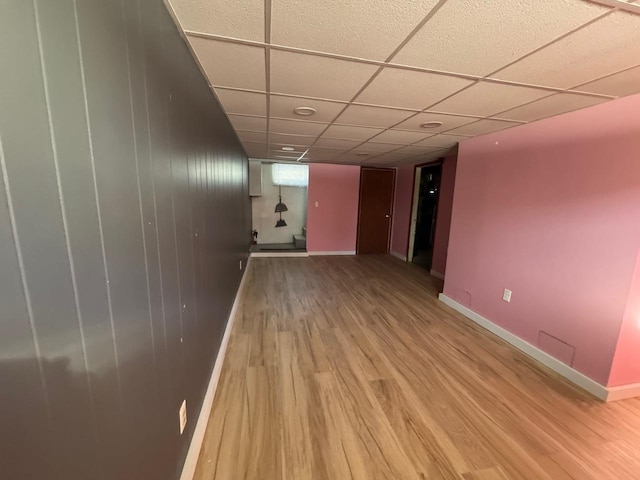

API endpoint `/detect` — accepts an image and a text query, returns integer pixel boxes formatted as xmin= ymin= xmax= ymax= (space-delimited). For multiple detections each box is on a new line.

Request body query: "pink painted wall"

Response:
xmin=390 ymin=165 xmax=415 ymax=257
xmin=444 ymin=93 xmax=640 ymax=385
xmin=608 ymin=251 xmax=640 ymax=386
xmin=307 ymin=163 xmax=360 ymax=252
xmin=431 ymin=155 xmax=458 ymax=275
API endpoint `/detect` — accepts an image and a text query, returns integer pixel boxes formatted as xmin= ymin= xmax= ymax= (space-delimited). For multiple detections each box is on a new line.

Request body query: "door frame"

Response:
xmin=356 ymin=167 xmax=396 ymax=254
xmin=407 ymin=160 xmax=443 ymax=263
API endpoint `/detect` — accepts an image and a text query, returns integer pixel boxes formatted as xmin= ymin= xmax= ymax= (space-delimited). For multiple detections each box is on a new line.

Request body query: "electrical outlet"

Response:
xmin=503 ymin=289 xmax=512 ymax=303
xmin=179 ymin=400 xmax=187 ymax=435
xmin=239 ymin=260 xmax=243 ymax=271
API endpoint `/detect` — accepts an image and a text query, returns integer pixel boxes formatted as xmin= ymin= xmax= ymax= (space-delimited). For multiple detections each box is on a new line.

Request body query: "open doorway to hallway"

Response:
xmin=409 ymin=163 xmax=442 ymax=270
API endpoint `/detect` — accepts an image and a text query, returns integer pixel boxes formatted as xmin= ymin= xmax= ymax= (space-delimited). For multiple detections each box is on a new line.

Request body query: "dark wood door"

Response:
xmin=357 ymin=168 xmax=396 ymax=254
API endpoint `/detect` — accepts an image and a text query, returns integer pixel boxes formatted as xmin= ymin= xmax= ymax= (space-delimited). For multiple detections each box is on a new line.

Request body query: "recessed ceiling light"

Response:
xmin=356 ymin=152 xmax=369 ymax=157
xmin=420 ymin=121 xmax=443 ymax=129
xmin=294 ymin=106 xmax=317 ymax=116
xmin=281 ymin=146 xmax=295 ymax=151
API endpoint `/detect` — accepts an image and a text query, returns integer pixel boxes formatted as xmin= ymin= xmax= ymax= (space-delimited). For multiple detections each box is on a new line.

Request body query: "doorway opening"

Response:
xmin=409 ymin=163 xmax=442 ymax=270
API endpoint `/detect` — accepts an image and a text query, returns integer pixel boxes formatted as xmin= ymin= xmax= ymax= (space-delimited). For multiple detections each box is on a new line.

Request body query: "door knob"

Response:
xmin=385 ymin=214 xmax=391 ymax=218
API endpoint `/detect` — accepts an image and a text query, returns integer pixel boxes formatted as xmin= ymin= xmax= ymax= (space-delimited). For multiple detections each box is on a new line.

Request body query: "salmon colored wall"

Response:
xmin=444 ymin=93 xmax=640 ymax=385
xmin=608 ymin=251 xmax=640 ymax=386
xmin=390 ymin=165 xmax=415 ymax=257
xmin=307 ymin=163 xmax=361 ymax=253
xmin=431 ymin=155 xmax=458 ymax=275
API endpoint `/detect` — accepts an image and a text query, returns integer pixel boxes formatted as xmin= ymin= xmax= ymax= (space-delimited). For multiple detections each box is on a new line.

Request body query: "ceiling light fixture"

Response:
xmin=356 ymin=152 xmax=369 ymax=157
xmin=281 ymin=146 xmax=295 ymax=151
xmin=420 ymin=121 xmax=443 ymax=129
xmin=294 ymin=106 xmax=317 ymax=116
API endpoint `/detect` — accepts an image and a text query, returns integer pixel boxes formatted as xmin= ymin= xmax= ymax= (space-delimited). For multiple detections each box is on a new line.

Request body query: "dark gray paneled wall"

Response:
xmin=0 ymin=0 xmax=251 ymax=478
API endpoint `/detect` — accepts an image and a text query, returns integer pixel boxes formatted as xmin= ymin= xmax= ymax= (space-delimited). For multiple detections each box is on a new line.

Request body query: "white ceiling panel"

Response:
xmin=446 ymin=119 xmax=522 ymax=136
xmin=313 ymin=138 xmax=363 ymax=149
xmin=394 ymin=111 xmax=479 ymax=132
xmin=353 ymin=142 xmax=403 ymax=153
xmin=323 ymin=124 xmax=384 ymax=140
xmin=270 ymin=95 xmax=346 ymax=123
xmin=270 ymin=50 xmax=379 ymax=101
xmin=431 ymin=82 xmax=553 ymax=117
xmin=577 ymin=65 xmax=640 ymax=97
xmin=215 ymin=89 xmax=267 ymax=116
xmin=356 ymin=68 xmax=474 ymax=109
xmin=269 ymin=133 xmax=317 ymax=147
xmin=369 ymin=129 xmax=432 ymax=145
xmin=270 ymin=144 xmax=307 ymax=155
xmin=303 ymin=148 xmax=343 ymax=161
xmin=494 ymin=12 xmax=640 ymax=88
xmin=237 ymin=131 xmax=267 ymax=143
xmin=190 ymin=38 xmax=265 ymax=91
xmin=392 ymin=0 xmax=606 ymax=76
xmin=243 ymin=141 xmax=269 ymax=157
xmin=335 ymin=105 xmax=416 ymax=128
xmin=496 ymin=93 xmax=609 ymax=122
xmin=269 ymin=118 xmax=328 ymax=136
xmin=228 ymin=115 xmax=267 ymax=132
xmin=393 ymin=145 xmax=445 ymax=155
xmin=415 ymin=134 xmax=469 ymax=147
xmin=169 ymin=0 xmax=264 ymax=41
xmin=271 ymin=0 xmax=439 ymax=60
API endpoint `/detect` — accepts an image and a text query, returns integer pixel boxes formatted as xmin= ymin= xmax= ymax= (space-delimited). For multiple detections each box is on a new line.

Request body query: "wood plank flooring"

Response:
xmin=194 ymin=255 xmax=640 ymax=479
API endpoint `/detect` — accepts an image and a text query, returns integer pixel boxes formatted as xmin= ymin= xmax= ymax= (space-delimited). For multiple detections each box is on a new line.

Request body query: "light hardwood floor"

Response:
xmin=194 ymin=255 xmax=640 ymax=480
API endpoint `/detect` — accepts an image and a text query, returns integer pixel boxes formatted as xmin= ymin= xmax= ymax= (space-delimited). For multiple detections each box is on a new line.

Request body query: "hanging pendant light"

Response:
xmin=274 ymin=185 xmax=288 ymax=213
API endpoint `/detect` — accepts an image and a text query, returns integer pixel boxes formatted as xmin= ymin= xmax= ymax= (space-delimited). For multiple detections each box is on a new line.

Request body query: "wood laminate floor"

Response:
xmin=194 ymin=255 xmax=640 ymax=480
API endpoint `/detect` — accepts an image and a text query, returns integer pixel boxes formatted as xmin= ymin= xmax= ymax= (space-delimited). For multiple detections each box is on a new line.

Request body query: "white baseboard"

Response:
xmin=606 ymin=382 xmax=640 ymax=402
xmin=438 ymin=293 xmax=611 ymax=401
xmin=308 ymin=250 xmax=356 ymax=256
xmin=430 ymin=269 xmax=445 ymax=280
xmin=390 ymin=251 xmax=407 ymax=261
xmin=179 ymin=256 xmax=251 ymax=480
xmin=250 ymin=251 xmax=309 ymax=258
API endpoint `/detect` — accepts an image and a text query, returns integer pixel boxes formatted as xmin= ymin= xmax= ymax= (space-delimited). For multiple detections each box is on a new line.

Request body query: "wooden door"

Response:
xmin=357 ymin=167 xmax=396 ymax=254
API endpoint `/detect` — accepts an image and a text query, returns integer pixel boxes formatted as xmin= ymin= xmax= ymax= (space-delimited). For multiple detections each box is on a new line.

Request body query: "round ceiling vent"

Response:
xmin=294 ymin=106 xmax=317 ymax=116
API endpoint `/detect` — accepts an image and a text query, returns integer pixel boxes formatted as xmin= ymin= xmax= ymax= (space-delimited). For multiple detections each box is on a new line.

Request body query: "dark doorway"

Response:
xmin=412 ymin=164 xmax=442 ymax=269
xmin=357 ymin=167 xmax=396 ymax=254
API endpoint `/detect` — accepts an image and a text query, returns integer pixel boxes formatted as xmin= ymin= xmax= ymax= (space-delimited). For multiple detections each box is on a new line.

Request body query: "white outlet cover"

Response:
xmin=179 ymin=400 xmax=187 ymax=435
xmin=503 ymin=289 xmax=512 ymax=303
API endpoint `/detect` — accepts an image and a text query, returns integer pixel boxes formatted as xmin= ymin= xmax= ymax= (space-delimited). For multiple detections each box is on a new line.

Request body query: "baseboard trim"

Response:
xmin=179 ymin=256 xmax=251 ymax=480
xmin=438 ymin=293 xmax=611 ymax=401
xmin=390 ymin=251 xmax=407 ymax=261
xmin=250 ymin=251 xmax=309 ymax=258
xmin=606 ymin=382 xmax=640 ymax=402
xmin=430 ymin=269 xmax=445 ymax=280
xmin=308 ymin=250 xmax=356 ymax=256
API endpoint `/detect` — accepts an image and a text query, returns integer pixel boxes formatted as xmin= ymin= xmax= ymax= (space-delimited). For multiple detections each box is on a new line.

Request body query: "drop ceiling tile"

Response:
xmin=228 ymin=115 xmax=267 ymax=132
xmin=271 ymin=0 xmax=438 ymax=60
xmin=577 ymin=66 xmax=640 ymax=97
xmin=431 ymin=82 xmax=552 ymax=117
xmin=237 ymin=131 xmax=267 ymax=143
xmin=269 ymin=133 xmax=316 ymax=146
xmin=393 ymin=145 xmax=443 ymax=155
xmin=496 ymin=93 xmax=609 ymax=122
xmin=495 ymin=12 xmax=640 ymax=88
xmin=369 ymin=129 xmax=432 ymax=145
xmin=269 ymin=118 xmax=328 ymax=136
xmin=270 ymin=144 xmax=307 ymax=156
xmin=356 ymin=68 xmax=474 ymax=109
xmin=304 ymin=148 xmax=343 ymax=161
xmin=215 ymin=89 xmax=267 ymax=116
xmin=270 ymin=95 xmax=346 ymax=123
xmin=323 ymin=124 xmax=383 ymax=140
xmin=354 ymin=143 xmax=402 ymax=153
xmin=271 ymin=155 xmax=301 ymax=161
xmin=392 ymin=0 xmax=605 ymax=76
xmin=270 ymin=50 xmax=378 ymax=101
xmin=190 ymin=38 xmax=265 ymax=91
xmin=243 ymin=141 xmax=268 ymax=157
xmin=313 ymin=138 xmax=363 ymax=149
xmin=171 ymin=0 xmax=264 ymax=41
xmin=446 ymin=119 xmax=521 ymax=136
xmin=335 ymin=105 xmax=416 ymax=128
xmin=394 ymin=112 xmax=478 ymax=132
xmin=335 ymin=151 xmax=378 ymax=163
xmin=415 ymin=134 xmax=469 ymax=148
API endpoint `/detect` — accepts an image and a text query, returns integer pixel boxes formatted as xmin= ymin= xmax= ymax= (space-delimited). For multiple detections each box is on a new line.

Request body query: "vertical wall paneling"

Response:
xmin=0 ymin=0 xmax=251 ymax=477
